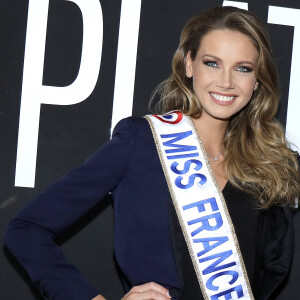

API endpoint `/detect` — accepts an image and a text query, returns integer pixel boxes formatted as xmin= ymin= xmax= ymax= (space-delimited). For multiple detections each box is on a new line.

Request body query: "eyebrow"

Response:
xmin=201 ymin=54 xmax=255 ymax=66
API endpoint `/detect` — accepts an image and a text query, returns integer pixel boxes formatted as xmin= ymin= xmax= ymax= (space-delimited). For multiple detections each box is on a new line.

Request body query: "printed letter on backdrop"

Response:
xmin=15 ymin=0 xmax=103 ymax=188
xmin=222 ymin=1 xmax=248 ymax=10
xmin=110 ymin=0 xmax=142 ymax=133
xmin=268 ymin=6 xmax=300 ymax=151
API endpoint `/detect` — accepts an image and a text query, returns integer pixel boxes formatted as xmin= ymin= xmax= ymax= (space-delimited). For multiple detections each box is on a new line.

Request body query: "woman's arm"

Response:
xmin=92 ymin=282 xmax=172 ymax=300
xmin=92 ymin=295 xmax=107 ymax=300
xmin=121 ymin=282 xmax=171 ymax=300
xmin=4 ymin=118 xmax=137 ymax=300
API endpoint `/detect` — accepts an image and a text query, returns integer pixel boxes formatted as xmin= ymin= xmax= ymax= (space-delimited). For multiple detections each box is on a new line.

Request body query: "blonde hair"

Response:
xmin=153 ymin=6 xmax=300 ymax=208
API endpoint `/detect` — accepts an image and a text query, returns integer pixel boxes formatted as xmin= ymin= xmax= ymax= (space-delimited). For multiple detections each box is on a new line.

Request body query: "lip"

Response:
xmin=209 ymin=92 xmax=238 ymax=106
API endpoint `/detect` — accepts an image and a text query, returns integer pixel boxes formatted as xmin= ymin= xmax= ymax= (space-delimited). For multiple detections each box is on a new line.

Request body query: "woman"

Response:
xmin=4 ymin=6 xmax=300 ymax=300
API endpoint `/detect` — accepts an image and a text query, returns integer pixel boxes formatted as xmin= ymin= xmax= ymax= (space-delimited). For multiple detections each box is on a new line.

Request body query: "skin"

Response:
xmin=93 ymin=29 xmax=259 ymax=300
xmin=92 ymin=282 xmax=170 ymax=300
xmin=186 ymin=29 xmax=259 ymax=190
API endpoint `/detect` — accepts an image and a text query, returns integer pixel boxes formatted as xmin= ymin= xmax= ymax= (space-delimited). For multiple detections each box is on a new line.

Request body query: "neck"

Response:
xmin=191 ymin=114 xmax=228 ymax=157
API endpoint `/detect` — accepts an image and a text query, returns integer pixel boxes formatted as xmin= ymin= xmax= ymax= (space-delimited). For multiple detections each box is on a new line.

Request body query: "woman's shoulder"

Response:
xmin=112 ymin=115 xmax=151 ymax=138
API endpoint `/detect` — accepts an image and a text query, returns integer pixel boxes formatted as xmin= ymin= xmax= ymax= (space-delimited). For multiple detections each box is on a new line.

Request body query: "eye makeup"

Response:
xmin=236 ymin=66 xmax=253 ymax=73
xmin=202 ymin=59 xmax=219 ymax=68
xmin=202 ymin=57 xmax=254 ymax=73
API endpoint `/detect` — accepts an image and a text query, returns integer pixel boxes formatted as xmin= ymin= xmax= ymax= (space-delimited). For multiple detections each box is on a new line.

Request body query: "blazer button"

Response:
xmin=168 ymin=288 xmax=179 ymax=298
xmin=42 ymin=291 xmax=48 ymax=297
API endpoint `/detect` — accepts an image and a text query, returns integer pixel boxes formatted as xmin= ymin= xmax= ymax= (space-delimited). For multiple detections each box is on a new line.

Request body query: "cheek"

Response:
xmin=240 ymin=88 xmax=255 ymax=108
xmin=192 ymin=71 xmax=212 ymax=90
xmin=239 ymin=77 xmax=256 ymax=96
xmin=245 ymin=83 xmax=256 ymax=99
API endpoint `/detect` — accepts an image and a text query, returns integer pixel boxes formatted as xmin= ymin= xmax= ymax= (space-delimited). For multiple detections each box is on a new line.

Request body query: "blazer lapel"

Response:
xmin=258 ymin=206 xmax=294 ymax=299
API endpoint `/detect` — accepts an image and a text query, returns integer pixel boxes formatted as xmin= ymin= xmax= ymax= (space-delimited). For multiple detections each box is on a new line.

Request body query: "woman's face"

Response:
xmin=186 ymin=29 xmax=259 ymax=121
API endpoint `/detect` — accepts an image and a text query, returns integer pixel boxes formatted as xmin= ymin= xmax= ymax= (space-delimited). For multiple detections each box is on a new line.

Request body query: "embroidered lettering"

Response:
xmin=170 ymin=159 xmax=202 ymax=174
xmin=161 ymin=131 xmax=197 ymax=153
xmin=188 ymin=212 xmax=223 ymax=236
xmin=206 ymin=270 xmax=239 ymax=291
xmin=200 ymin=250 xmax=236 ymax=275
xmin=175 ymin=173 xmax=207 ymax=189
xmin=211 ymin=284 xmax=244 ymax=299
xmin=183 ymin=197 xmax=218 ymax=212
xmin=193 ymin=236 xmax=229 ymax=257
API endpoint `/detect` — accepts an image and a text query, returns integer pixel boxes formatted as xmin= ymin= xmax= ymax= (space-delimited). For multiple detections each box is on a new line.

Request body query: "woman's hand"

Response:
xmin=121 ymin=282 xmax=172 ymax=299
xmin=92 ymin=295 xmax=107 ymax=300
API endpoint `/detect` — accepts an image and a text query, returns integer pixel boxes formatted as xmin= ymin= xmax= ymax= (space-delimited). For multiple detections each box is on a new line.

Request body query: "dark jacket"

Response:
xmin=4 ymin=117 xmax=294 ymax=299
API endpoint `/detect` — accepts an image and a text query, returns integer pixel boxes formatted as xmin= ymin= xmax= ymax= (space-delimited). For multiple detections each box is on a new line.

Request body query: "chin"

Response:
xmin=204 ymin=109 xmax=237 ymax=121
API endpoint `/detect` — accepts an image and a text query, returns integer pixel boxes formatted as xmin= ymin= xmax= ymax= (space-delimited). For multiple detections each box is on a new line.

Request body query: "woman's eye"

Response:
xmin=236 ymin=66 xmax=253 ymax=73
xmin=203 ymin=60 xmax=218 ymax=68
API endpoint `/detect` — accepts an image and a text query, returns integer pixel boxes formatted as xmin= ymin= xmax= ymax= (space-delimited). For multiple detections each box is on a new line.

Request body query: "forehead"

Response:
xmin=197 ymin=29 xmax=258 ymax=63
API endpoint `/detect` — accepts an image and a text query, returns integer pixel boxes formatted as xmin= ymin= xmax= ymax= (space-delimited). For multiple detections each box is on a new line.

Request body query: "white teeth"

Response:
xmin=210 ymin=92 xmax=235 ymax=102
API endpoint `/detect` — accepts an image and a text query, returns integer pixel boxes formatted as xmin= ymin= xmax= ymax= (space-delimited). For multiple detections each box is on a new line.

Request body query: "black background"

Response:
xmin=1 ymin=0 xmax=300 ymax=299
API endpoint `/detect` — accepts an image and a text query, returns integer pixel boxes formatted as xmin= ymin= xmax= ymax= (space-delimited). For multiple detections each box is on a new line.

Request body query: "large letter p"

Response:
xmin=15 ymin=0 xmax=103 ymax=188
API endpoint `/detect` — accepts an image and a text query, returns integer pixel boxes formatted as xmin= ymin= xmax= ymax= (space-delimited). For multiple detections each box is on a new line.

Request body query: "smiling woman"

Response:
xmin=185 ymin=29 xmax=258 ymax=121
xmin=4 ymin=6 xmax=300 ymax=300
xmin=154 ymin=6 xmax=300 ymax=209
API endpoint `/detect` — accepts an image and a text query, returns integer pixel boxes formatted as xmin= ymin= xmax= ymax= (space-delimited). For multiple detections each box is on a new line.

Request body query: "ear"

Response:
xmin=254 ymin=81 xmax=259 ymax=91
xmin=186 ymin=51 xmax=193 ymax=78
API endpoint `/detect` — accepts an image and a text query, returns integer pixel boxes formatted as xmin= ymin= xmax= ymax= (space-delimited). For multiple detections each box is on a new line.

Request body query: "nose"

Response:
xmin=217 ymin=69 xmax=234 ymax=89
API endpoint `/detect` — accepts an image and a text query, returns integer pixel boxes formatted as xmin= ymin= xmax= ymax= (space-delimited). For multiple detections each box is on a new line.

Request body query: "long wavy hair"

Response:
xmin=153 ymin=6 xmax=300 ymax=208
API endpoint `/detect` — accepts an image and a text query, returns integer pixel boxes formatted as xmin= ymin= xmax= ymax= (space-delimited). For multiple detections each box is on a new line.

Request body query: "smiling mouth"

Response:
xmin=210 ymin=92 xmax=237 ymax=102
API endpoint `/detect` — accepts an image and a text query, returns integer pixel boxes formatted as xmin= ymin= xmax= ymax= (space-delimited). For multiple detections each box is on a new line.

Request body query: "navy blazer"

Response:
xmin=4 ymin=117 xmax=294 ymax=299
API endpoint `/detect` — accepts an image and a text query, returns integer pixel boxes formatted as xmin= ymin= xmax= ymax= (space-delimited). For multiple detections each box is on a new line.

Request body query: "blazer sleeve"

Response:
xmin=4 ymin=117 xmax=137 ymax=300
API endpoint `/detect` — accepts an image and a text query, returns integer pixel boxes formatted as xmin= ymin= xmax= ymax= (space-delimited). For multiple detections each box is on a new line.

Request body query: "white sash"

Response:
xmin=145 ymin=111 xmax=254 ymax=300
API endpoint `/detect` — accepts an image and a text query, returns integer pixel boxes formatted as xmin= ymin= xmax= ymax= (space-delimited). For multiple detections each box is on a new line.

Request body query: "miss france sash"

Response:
xmin=145 ymin=111 xmax=254 ymax=300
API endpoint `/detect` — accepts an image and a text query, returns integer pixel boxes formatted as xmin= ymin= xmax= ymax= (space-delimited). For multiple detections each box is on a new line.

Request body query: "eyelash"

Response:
xmin=203 ymin=60 xmax=218 ymax=68
xmin=203 ymin=60 xmax=253 ymax=73
xmin=236 ymin=66 xmax=253 ymax=73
